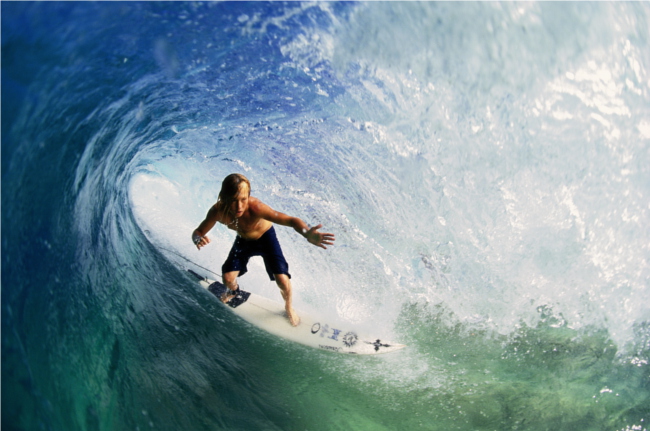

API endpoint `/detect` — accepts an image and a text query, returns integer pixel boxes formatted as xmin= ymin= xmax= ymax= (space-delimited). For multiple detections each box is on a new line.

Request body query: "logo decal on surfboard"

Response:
xmin=342 ymin=332 xmax=358 ymax=347
xmin=311 ymin=322 xmax=359 ymax=348
xmin=366 ymin=339 xmax=391 ymax=352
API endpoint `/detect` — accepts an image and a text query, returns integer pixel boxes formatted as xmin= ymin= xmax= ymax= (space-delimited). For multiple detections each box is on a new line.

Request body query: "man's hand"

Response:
xmin=305 ymin=224 xmax=335 ymax=249
xmin=192 ymin=232 xmax=210 ymax=250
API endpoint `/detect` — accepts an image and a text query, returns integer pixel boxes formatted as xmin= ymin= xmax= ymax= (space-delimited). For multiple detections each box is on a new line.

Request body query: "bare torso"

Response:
xmin=215 ymin=197 xmax=272 ymax=240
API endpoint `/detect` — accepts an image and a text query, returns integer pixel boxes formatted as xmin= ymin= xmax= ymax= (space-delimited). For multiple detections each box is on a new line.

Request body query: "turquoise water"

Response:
xmin=2 ymin=2 xmax=649 ymax=430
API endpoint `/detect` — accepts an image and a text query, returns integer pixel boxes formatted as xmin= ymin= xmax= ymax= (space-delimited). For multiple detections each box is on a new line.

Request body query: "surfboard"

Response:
xmin=188 ymin=270 xmax=406 ymax=355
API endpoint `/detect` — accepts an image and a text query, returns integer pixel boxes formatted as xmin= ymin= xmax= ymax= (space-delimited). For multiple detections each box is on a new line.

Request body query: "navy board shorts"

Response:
xmin=222 ymin=226 xmax=291 ymax=281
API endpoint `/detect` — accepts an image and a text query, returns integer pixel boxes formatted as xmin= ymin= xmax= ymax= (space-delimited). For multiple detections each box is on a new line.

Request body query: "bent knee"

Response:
xmin=274 ymin=274 xmax=291 ymax=287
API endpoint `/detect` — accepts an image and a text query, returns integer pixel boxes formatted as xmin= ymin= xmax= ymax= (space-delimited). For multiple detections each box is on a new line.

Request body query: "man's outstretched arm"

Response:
xmin=252 ymin=201 xmax=335 ymax=249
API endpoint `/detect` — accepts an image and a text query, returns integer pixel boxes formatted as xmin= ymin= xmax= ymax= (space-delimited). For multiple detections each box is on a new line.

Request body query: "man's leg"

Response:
xmin=221 ymin=271 xmax=240 ymax=303
xmin=274 ymin=274 xmax=300 ymax=326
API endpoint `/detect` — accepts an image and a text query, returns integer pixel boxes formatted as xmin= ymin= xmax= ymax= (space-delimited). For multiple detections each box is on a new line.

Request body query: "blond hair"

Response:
xmin=217 ymin=173 xmax=251 ymax=217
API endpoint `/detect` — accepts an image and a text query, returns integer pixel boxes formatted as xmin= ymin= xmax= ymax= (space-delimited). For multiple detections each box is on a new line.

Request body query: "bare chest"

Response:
xmin=222 ymin=215 xmax=271 ymax=240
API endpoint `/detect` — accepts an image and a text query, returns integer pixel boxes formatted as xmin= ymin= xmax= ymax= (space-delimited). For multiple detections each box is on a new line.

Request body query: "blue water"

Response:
xmin=2 ymin=2 xmax=649 ymax=430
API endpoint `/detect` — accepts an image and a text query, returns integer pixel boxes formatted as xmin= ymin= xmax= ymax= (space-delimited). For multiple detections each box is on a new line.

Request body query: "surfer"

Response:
xmin=191 ymin=173 xmax=335 ymax=327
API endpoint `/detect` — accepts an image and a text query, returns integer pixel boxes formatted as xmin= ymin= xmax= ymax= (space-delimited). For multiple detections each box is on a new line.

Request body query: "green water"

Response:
xmin=216 ymin=303 xmax=649 ymax=431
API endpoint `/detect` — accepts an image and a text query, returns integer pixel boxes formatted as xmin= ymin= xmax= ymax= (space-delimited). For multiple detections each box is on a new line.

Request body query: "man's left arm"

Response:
xmin=253 ymin=200 xmax=335 ymax=249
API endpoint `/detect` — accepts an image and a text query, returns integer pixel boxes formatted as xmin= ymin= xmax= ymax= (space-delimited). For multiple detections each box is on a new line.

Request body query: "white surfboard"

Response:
xmin=188 ymin=270 xmax=405 ymax=355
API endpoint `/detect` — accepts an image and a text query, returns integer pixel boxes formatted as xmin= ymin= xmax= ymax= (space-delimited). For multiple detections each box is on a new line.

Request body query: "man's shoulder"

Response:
xmin=248 ymin=197 xmax=273 ymax=216
xmin=208 ymin=202 xmax=225 ymax=220
xmin=248 ymin=196 xmax=264 ymax=209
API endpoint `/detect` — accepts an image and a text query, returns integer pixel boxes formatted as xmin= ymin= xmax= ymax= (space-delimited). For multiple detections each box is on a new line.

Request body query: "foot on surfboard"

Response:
xmin=220 ymin=287 xmax=239 ymax=304
xmin=286 ymin=307 xmax=300 ymax=327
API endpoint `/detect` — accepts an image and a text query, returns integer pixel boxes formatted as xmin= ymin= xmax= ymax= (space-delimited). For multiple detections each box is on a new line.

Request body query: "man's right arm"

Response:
xmin=192 ymin=206 xmax=219 ymax=250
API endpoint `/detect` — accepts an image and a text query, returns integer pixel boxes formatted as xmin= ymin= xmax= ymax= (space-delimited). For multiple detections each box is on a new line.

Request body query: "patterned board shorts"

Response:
xmin=222 ymin=226 xmax=291 ymax=281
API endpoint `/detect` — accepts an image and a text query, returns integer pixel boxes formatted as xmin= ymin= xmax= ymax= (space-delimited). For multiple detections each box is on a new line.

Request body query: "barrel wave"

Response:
xmin=2 ymin=2 xmax=649 ymax=430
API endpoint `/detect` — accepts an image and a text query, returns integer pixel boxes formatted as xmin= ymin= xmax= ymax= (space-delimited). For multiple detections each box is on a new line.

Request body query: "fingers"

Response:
xmin=307 ymin=224 xmax=336 ymax=249
xmin=195 ymin=236 xmax=210 ymax=250
xmin=316 ymin=232 xmax=335 ymax=249
xmin=320 ymin=233 xmax=335 ymax=245
xmin=309 ymin=225 xmax=335 ymax=240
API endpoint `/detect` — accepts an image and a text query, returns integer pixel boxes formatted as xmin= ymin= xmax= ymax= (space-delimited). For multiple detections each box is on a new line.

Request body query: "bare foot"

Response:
xmin=220 ymin=291 xmax=236 ymax=304
xmin=286 ymin=307 xmax=300 ymax=327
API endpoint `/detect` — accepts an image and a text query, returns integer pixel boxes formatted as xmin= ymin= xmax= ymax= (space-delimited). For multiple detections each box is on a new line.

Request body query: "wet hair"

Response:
xmin=217 ymin=173 xmax=251 ymax=216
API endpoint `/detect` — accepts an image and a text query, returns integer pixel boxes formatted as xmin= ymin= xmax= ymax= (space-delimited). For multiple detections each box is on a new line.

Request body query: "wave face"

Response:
xmin=3 ymin=2 xmax=649 ymax=430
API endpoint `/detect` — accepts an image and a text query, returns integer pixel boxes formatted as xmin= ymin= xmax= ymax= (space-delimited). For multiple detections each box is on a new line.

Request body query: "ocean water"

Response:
xmin=2 ymin=2 xmax=649 ymax=430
